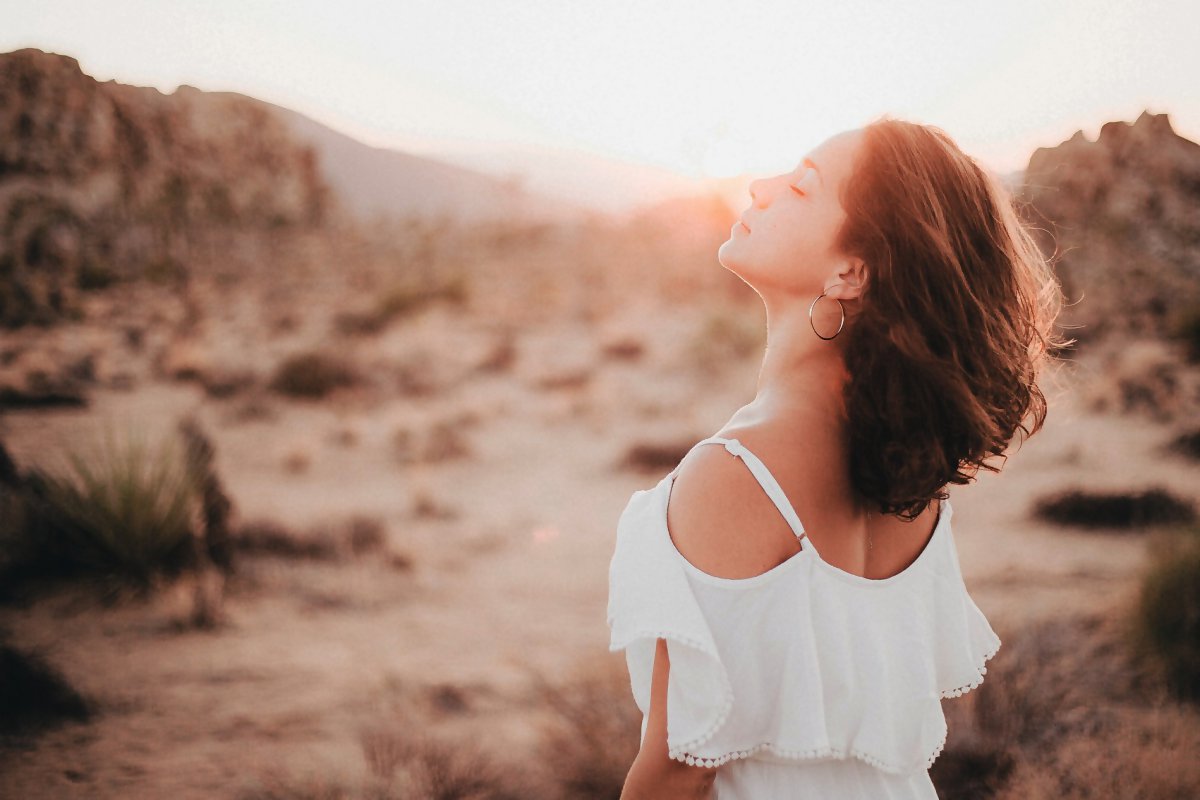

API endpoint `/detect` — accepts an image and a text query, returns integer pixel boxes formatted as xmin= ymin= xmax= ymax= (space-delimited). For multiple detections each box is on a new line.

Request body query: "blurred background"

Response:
xmin=0 ymin=2 xmax=1198 ymax=798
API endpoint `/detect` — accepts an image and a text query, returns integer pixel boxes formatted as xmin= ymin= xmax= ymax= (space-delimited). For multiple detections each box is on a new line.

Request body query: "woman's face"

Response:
xmin=718 ymin=128 xmax=864 ymax=296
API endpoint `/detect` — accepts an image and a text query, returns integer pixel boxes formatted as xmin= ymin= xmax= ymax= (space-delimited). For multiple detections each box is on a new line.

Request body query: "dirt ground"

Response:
xmin=1 ymin=285 xmax=1197 ymax=799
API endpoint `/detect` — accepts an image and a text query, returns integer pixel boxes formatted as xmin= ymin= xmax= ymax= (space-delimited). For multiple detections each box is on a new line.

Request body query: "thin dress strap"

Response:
xmin=674 ymin=435 xmax=815 ymax=554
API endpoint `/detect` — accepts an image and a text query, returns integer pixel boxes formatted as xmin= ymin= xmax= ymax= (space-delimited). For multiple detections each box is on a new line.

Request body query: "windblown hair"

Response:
xmin=834 ymin=118 xmax=1066 ymax=521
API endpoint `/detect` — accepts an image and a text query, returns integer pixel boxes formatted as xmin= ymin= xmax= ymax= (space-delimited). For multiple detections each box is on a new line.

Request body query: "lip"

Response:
xmin=736 ymin=219 xmax=751 ymax=233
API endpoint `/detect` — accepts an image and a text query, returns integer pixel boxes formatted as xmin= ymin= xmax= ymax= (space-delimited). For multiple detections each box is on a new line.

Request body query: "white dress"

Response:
xmin=607 ymin=436 xmax=1001 ymax=799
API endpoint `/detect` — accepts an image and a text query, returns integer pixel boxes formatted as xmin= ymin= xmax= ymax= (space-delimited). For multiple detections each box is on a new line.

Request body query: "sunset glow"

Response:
xmin=4 ymin=0 xmax=1197 ymax=178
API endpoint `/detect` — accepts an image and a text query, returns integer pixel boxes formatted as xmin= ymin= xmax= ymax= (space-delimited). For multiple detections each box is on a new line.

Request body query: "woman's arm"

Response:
xmin=619 ymin=638 xmax=719 ymax=800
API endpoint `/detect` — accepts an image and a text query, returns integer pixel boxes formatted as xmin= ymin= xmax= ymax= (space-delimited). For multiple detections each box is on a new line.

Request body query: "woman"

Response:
xmin=607 ymin=118 xmax=1064 ymax=799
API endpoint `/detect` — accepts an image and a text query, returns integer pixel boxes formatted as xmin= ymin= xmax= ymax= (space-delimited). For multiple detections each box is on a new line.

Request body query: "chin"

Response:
xmin=717 ymin=239 xmax=746 ymax=272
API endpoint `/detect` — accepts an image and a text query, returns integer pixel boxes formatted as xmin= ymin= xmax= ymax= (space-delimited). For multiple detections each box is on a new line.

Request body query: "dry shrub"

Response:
xmin=401 ymin=736 xmax=528 ymax=800
xmin=1170 ymin=303 xmax=1200 ymax=363
xmin=410 ymin=489 xmax=458 ymax=521
xmin=268 ymin=350 xmax=361 ymax=399
xmin=235 ymin=772 xmax=352 ymax=800
xmin=360 ymin=724 xmax=408 ymax=781
xmin=282 ymin=448 xmax=312 ymax=474
xmin=534 ymin=367 xmax=592 ymax=392
xmin=157 ymin=337 xmax=220 ymax=387
xmin=532 ymin=656 xmax=642 ymax=800
xmin=0 ymin=368 xmax=88 ymax=409
xmin=1167 ymin=427 xmax=1200 ymax=461
xmin=177 ymin=415 xmax=235 ymax=571
xmin=0 ymin=638 xmax=92 ymax=741
xmin=1082 ymin=340 xmax=1186 ymax=421
xmin=932 ymin=603 xmax=1200 ymax=799
xmin=232 ymin=519 xmax=339 ymax=561
xmin=393 ymin=422 xmax=472 ymax=465
xmin=1033 ymin=488 xmax=1196 ymax=529
xmin=232 ymin=516 xmax=388 ymax=562
xmin=1132 ymin=530 xmax=1200 ymax=703
xmin=600 ymin=336 xmax=645 ymax=362
xmin=329 ymin=426 xmax=360 ymax=448
xmin=199 ymin=367 xmax=257 ymax=399
xmin=333 ymin=308 xmax=389 ymax=337
xmin=992 ymin=706 xmax=1200 ymax=800
xmin=932 ymin=614 xmax=1116 ymax=797
xmin=391 ymin=349 xmax=444 ymax=397
xmin=243 ymin=731 xmax=536 ymax=800
xmin=387 ymin=552 xmax=414 ymax=572
xmin=475 ymin=333 xmax=517 ymax=374
xmin=619 ymin=438 xmax=694 ymax=474
xmin=356 ymin=726 xmax=532 ymax=800
xmin=345 ymin=515 xmax=387 ymax=556
xmin=334 ymin=274 xmax=469 ymax=338
xmin=231 ymin=393 xmax=278 ymax=423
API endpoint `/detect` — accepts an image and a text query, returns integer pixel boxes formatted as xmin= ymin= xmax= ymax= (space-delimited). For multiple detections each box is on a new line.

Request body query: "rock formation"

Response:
xmin=0 ymin=49 xmax=331 ymax=328
xmin=1022 ymin=111 xmax=1200 ymax=341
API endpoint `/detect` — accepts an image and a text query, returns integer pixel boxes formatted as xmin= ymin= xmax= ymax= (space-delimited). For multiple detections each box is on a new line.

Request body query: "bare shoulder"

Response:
xmin=666 ymin=440 xmax=804 ymax=580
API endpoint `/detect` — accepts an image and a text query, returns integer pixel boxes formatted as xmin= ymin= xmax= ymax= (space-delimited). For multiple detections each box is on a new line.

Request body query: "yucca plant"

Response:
xmin=23 ymin=422 xmax=203 ymax=591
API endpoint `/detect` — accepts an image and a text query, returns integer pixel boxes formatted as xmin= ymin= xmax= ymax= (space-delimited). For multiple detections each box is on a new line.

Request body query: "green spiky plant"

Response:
xmin=23 ymin=421 xmax=203 ymax=593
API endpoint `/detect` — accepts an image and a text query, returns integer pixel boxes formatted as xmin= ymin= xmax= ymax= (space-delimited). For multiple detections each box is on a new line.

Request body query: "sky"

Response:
xmin=3 ymin=0 xmax=1199 ymax=180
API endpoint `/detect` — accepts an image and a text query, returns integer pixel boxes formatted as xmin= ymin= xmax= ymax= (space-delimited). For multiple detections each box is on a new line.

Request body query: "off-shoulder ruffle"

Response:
xmin=607 ymin=488 xmax=735 ymax=762
xmin=606 ymin=481 xmax=1002 ymax=776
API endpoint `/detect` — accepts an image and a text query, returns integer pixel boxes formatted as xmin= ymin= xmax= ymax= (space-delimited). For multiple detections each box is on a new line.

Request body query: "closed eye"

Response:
xmin=791 ymin=165 xmax=816 ymax=197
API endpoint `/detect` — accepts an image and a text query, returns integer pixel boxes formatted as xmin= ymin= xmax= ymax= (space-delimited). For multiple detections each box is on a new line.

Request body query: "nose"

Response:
xmin=748 ymin=177 xmax=769 ymax=208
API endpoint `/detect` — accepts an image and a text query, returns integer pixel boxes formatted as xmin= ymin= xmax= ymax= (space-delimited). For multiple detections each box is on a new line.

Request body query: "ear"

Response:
xmin=824 ymin=258 xmax=867 ymax=302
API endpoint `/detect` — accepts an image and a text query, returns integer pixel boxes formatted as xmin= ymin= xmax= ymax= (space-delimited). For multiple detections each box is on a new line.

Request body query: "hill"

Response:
xmin=266 ymin=102 xmax=587 ymax=223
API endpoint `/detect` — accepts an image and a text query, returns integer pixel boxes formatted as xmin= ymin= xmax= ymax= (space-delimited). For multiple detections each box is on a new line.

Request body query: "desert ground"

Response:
xmin=1 ymin=222 xmax=1198 ymax=799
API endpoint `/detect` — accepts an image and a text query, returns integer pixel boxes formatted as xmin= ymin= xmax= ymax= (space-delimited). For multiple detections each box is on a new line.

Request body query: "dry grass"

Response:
xmin=231 ymin=516 xmax=388 ymax=562
xmin=530 ymin=656 xmax=642 ymax=800
xmin=399 ymin=737 xmax=530 ymax=800
xmin=474 ymin=333 xmax=518 ymax=374
xmin=268 ymin=350 xmax=362 ymax=400
xmin=993 ymin=705 xmax=1200 ymax=799
xmin=534 ymin=367 xmax=592 ymax=392
xmin=333 ymin=274 xmax=469 ymax=337
xmin=1131 ymin=530 xmax=1200 ymax=703
xmin=393 ymin=422 xmax=473 ymax=466
xmin=232 ymin=519 xmax=341 ymax=561
xmin=618 ymin=438 xmax=695 ymax=474
xmin=599 ymin=335 xmax=645 ymax=362
xmin=1166 ymin=427 xmax=1200 ymax=460
xmin=1080 ymin=339 xmax=1192 ymax=421
xmin=1169 ymin=303 xmax=1200 ymax=363
xmin=282 ymin=447 xmax=313 ymax=474
xmin=1032 ymin=487 xmax=1196 ymax=529
xmin=240 ymin=726 xmax=535 ymax=800
xmin=410 ymin=489 xmax=458 ymax=521
xmin=931 ymin=593 xmax=1200 ymax=799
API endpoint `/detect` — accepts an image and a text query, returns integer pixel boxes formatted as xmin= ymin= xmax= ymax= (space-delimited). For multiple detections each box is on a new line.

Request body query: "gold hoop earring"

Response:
xmin=808 ymin=291 xmax=845 ymax=341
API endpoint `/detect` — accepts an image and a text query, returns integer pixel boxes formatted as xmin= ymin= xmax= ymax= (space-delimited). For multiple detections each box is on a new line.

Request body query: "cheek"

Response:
xmin=799 ymin=207 xmax=844 ymax=256
xmin=772 ymin=217 xmax=828 ymax=259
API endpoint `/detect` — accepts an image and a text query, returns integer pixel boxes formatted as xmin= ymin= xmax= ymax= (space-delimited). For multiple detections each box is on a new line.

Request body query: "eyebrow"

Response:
xmin=801 ymin=157 xmax=824 ymax=187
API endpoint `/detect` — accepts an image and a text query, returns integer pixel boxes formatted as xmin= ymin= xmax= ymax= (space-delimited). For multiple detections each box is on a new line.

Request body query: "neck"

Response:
xmin=752 ymin=293 xmax=850 ymax=420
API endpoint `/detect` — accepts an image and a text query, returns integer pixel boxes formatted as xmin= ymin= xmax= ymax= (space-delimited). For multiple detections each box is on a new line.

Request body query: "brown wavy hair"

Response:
xmin=834 ymin=118 xmax=1067 ymax=521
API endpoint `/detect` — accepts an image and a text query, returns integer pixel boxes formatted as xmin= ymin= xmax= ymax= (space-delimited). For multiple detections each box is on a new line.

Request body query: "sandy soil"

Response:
xmin=1 ymin=291 xmax=1197 ymax=799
